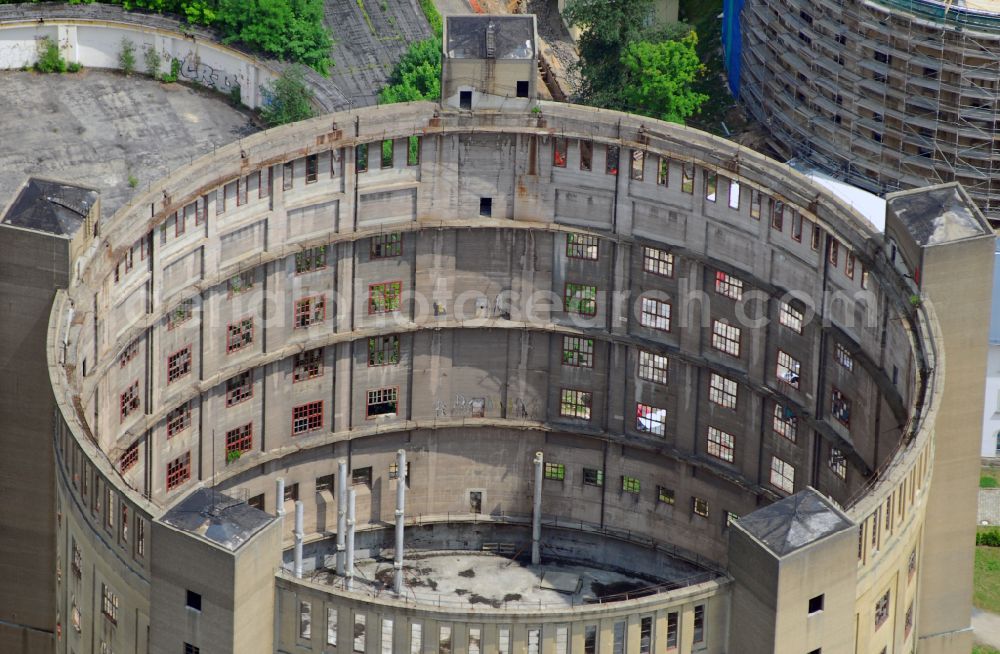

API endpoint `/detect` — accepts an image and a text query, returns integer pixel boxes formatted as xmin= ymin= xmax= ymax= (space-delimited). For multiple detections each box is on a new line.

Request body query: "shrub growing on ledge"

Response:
xmin=34 ymin=37 xmax=66 ymax=74
xmin=260 ymin=65 xmax=314 ymax=127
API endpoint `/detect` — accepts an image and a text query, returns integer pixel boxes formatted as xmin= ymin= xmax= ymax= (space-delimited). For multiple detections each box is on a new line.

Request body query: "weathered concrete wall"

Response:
xmin=44 ymin=102 xmax=942 ymax=653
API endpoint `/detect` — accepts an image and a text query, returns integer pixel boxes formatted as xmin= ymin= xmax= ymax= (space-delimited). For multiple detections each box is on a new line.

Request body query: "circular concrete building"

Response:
xmin=728 ymin=0 xmax=1000 ymax=221
xmin=0 ymin=12 xmax=982 ymax=654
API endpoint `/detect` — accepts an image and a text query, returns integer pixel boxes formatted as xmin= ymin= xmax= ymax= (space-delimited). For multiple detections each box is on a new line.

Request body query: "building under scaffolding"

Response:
xmin=726 ymin=0 xmax=1000 ymax=221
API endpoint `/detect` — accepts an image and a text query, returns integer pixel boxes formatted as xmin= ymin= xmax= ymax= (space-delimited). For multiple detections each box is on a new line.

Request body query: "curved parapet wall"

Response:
xmin=735 ymin=0 xmax=1000 ymax=219
xmin=0 ymin=3 xmax=345 ymax=111
xmin=48 ymin=100 xmax=941 ymax=654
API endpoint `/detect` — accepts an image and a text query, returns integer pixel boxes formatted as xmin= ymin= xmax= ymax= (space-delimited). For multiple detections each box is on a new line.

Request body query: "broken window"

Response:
xmin=605 ymin=145 xmax=619 ymax=175
xmin=707 ymin=426 xmax=734 ymax=462
xmin=367 ymin=387 xmax=398 ymax=418
xmin=579 ymin=140 xmax=593 ymax=171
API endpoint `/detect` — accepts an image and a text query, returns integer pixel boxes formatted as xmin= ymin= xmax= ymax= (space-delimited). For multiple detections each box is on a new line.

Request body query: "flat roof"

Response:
xmin=2 ymin=178 xmax=96 ymax=236
xmin=963 ymin=0 xmax=1000 ymax=14
xmin=321 ymin=551 xmax=712 ymax=609
xmin=446 ymin=15 xmax=534 ymax=60
xmin=735 ymin=488 xmax=854 ymax=558
xmin=160 ymin=488 xmax=274 ymax=552
xmin=886 ymin=183 xmax=989 ymax=246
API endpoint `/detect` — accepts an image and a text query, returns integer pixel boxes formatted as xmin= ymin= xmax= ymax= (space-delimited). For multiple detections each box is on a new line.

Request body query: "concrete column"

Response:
xmin=336 ymin=458 xmax=347 ymax=576
xmin=393 ymin=449 xmax=406 ymax=597
xmin=293 ymin=500 xmax=304 ymax=579
xmin=346 ymin=488 xmax=357 ymax=591
xmin=532 ymin=451 xmax=543 ymax=566
xmin=275 ymin=477 xmax=285 ymax=517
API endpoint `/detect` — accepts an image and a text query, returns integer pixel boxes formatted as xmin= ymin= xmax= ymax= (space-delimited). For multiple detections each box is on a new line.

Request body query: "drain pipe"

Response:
xmin=336 ymin=459 xmax=348 ymax=576
xmin=293 ymin=500 xmax=304 ymax=579
xmin=532 ymin=451 xmax=543 ymax=566
xmin=393 ymin=449 xmax=407 ymax=597
xmin=346 ymin=488 xmax=357 ymax=591
xmin=275 ymin=478 xmax=286 ymax=518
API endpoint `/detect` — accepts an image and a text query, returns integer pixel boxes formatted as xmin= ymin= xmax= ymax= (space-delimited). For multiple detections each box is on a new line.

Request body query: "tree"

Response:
xmin=619 ymin=34 xmax=708 ymax=124
xmin=562 ymin=0 xmax=655 ymax=106
xmin=378 ymin=38 xmax=441 ymax=104
xmin=260 ymin=65 xmax=315 ymax=126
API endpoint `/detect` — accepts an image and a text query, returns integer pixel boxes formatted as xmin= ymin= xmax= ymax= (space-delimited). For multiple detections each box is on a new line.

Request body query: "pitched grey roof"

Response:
xmin=160 ymin=488 xmax=274 ymax=552
xmin=2 ymin=178 xmax=96 ymax=236
xmin=735 ymin=487 xmax=854 ymax=557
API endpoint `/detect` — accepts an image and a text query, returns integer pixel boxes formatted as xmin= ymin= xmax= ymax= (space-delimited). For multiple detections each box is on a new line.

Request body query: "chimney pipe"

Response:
xmin=346 ymin=488 xmax=357 ymax=591
xmin=336 ymin=459 xmax=348 ymax=576
xmin=293 ymin=500 xmax=304 ymax=579
xmin=393 ymin=449 xmax=407 ymax=597
xmin=532 ymin=451 xmax=543 ymax=565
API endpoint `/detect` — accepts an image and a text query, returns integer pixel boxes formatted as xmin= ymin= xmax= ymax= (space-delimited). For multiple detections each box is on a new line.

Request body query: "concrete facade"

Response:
xmin=32 ymin=92 xmax=969 ymax=654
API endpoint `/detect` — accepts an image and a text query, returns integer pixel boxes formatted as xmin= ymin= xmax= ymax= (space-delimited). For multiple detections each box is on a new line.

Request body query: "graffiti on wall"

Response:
xmin=432 ymin=395 xmax=540 ymax=420
xmin=178 ymin=52 xmax=240 ymax=93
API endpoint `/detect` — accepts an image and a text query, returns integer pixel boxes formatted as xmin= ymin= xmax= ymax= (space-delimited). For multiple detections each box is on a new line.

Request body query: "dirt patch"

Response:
xmin=458 ymin=568 xmax=476 ymax=578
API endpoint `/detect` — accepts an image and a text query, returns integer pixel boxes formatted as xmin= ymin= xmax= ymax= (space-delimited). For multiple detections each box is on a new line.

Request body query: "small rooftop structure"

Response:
xmin=734 ymin=487 xmax=854 ymax=558
xmin=886 ymin=183 xmax=989 ymax=247
xmin=2 ymin=177 xmax=97 ymax=236
xmin=446 ymin=15 xmax=534 ymax=60
xmin=160 ymin=488 xmax=274 ymax=552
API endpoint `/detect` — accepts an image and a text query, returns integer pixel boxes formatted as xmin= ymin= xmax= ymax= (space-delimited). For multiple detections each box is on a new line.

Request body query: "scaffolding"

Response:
xmin=735 ymin=0 xmax=1000 ymax=220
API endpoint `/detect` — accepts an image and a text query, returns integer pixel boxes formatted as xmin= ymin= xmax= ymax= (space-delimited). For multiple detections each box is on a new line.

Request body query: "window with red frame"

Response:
xmin=369 ymin=282 xmax=401 ymax=313
xmin=167 ymin=346 xmax=192 ymax=383
xmin=292 ymin=401 xmax=324 ymax=435
xmin=368 ymin=335 xmax=400 ymax=366
xmin=294 ymin=296 xmax=326 ymax=328
xmin=293 ymin=348 xmax=323 ymax=382
xmin=226 ymin=371 xmax=252 ymax=406
xmin=119 ymin=441 xmax=139 ymax=473
xmin=714 ymin=271 xmax=743 ymax=300
xmin=166 ymin=452 xmax=191 ymax=491
xmin=120 ymin=382 xmax=140 ymax=422
xmin=227 ymin=318 xmax=253 ymax=353
xmin=225 ymin=424 xmax=253 ymax=459
xmin=166 ymin=402 xmax=191 ymax=437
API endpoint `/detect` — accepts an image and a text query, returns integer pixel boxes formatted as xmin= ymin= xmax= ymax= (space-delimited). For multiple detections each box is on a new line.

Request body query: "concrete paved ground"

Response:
xmin=0 ymin=69 xmax=257 ymax=220
xmin=324 ymin=0 xmax=433 ymax=109
xmin=975 ymin=608 xmax=1000 ymax=650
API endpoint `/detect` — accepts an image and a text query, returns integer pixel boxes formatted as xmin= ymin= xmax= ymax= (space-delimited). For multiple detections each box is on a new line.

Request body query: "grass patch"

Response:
xmin=418 ymin=0 xmax=442 ymax=39
xmin=975 ymin=645 xmax=1000 ymax=654
xmin=983 ymin=467 xmax=1000 ymax=488
xmin=677 ymin=0 xmax=736 ymax=135
xmin=975 ymin=546 xmax=1000 ymax=613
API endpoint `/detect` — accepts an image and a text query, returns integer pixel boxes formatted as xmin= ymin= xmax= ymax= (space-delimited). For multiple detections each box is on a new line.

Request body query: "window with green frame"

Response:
xmin=564 ymin=283 xmax=597 ymax=316
xmin=622 ymin=476 xmax=640 ymax=494
xmin=583 ymin=468 xmax=604 ymax=486
xmin=544 ymin=462 xmax=565 ymax=481
xmin=657 ymin=486 xmax=675 ymax=504
xmin=562 ymin=336 xmax=594 ymax=367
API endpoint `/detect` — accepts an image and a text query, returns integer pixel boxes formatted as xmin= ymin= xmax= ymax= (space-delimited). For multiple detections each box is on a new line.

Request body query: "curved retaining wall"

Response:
xmin=48 ymin=100 xmax=940 ymax=654
xmin=0 ymin=3 xmax=342 ymax=111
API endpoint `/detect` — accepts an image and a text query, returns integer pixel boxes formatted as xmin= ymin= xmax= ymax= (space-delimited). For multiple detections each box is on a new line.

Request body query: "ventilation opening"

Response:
xmin=460 ymin=90 xmax=472 ymax=110
xmin=480 ymin=197 xmax=492 ymax=217
xmin=808 ymin=594 xmax=824 ymax=614
xmin=516 ymin=80 xmax=529 ymax=98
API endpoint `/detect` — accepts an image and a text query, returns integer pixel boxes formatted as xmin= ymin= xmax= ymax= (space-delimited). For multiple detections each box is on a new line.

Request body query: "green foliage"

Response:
xmin=260 ymin=65 xmax=315 ymax=127
xmin=143 ymin=46 xmax=161 ymax=78
xmin=159 ymin=58 xmax=182 ymax=83
xmin=983 ymin=475 xmax=1000 ymax=488
xmin=378 ymin=38 xmax=441 ymax=104
xmin=619 ymin=34 xmax=708 ymax=124
xmin=34 ymin=37 xmax=66 ymax=74
xmin=67 ymin=61 xmax=82 ymax=73
xmin=118 ymin=37 xmax=136 ymax=75
xmin=214 ymin=0 xmax=332 ymax=75
xmin=976 ymin=545 xmax=1000 ymax=613
xmin=127 ymin=174 xmax=139 ymax=189
xmin=6 ymin=0 xmax=331 ymax=74
xmin=356 ymin=0 xmax=376 ymax=35
xmin=418 ymin=0 xmax=442 ymax=39
xmin=226 ymin=449 xmax=241 ymax=464
xmin=975 ymin=645 xmax=1000 ymax=654
xmin=228 ymin=83 xmax=242 ymax=106
xmin=980 ymin=529 xmax=1000 ymax=547
xmin=563 ymin=0 xmax=655 ymax=106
